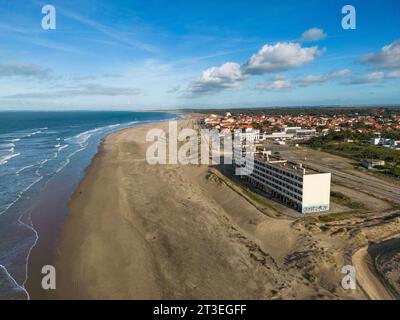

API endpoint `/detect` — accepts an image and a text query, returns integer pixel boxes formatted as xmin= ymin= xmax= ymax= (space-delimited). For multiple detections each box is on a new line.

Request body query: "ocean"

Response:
xmin=0 ymin=111 xmax=177 ymax=299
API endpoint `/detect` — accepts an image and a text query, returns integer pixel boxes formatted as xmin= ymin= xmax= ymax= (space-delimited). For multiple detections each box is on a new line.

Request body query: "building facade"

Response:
xmin=234 ymin=154 xmax=331 ymax=214
xmin=362 ymin=159 xmax=385 ymax=169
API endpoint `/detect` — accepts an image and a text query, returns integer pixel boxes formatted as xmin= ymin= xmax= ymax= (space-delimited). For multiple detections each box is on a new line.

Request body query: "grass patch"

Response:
xmin=317 ymin=211 xmax=356 ymax=223
xmin=305 ymin=273 xmax=318 ymax=283
xmin=330 ymin=191 xmax=366 ymax=210
xmin=308 ymin=138 xmax=400 ymax=180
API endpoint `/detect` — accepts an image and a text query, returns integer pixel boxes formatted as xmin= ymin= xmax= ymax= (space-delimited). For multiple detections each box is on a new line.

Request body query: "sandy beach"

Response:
xmin=53 ymin=118 xmax=302 ymax=299
xmin=50 ymin=117 xmax=399 ymax=300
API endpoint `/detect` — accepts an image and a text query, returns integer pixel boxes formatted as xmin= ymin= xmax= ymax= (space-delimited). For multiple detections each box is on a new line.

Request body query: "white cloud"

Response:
xmin=360 ymin=39 xmax=400 ymax=68
xmin=3 ymin=84 xmax=141 ymax=99
xmin=300 ymin=28 xmax=327 ymax=42
xmin=331 ymin=69 xmax=352 ymax=78
xmin=188 ymin=62 xmax=245 ymax=95
xmin=243 ymin=42 xmax=321 ymax=75
xmin=167 ymin=85 xmax=181 ymax=93
xmin=346 ymin=72 xmax=385 ymax=85
xmin=296 ymin=69 xmax=351 ymax=86
xmin=345 ymin=69 xmax=400 ymax=85
xmin=187 ymin=41 xmax=323 ymax=95
xmin=254 ymin=79 xmax=292 ymax=91
xmin=0 ymin=63 xmax=51 ymax=78
xmin=386 ymin=70 xmax=400 ymax=79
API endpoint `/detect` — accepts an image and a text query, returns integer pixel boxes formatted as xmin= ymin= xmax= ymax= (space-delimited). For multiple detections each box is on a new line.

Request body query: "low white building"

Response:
xmin=261 ymin=127 xmax=316 ymax=140
xmin=370 ymin=137 xmax=400 ymax=150
xmin=261 ymin=132 xmax=294 ymax=140
xmin=362 ymin=159 xmax=385 ymax=169
xmin=370 ymin=137 xmax=382 ymax=145
xmin=294 ymin=129 xmax=317 ymax=138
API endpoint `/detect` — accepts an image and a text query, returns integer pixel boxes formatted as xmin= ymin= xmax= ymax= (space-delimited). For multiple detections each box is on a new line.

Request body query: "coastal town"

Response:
xmin=201 ymin=108 xmax=400 ymax=150
xmin=196 ymin=108 xmax=400 ymax=300
xmin=198 ymin=108 xmax=400 ymax=214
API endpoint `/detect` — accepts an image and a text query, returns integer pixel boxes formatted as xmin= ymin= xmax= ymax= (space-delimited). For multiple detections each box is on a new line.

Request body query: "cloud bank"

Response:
xmin=360 ymin=39 xmax=400 ymax=68
xmin=296 ymin=69 xmax=351 ymax=86
xmin=0 ymin=63 xmax=51 ymax=78
xmin=188 ymin=62 xmax=246 ymax=95
xmin=243 ymin=42 xmax=321 ymax=75
xmin=254 ymin=79 xmax=292 ymax=91
xmin=3 ymin=84 xmax=141 ymax=99
xmin=188 ymin=40 xmax=322 ymax=95
xmin=345 ymin=70 xmax=400 ymax=85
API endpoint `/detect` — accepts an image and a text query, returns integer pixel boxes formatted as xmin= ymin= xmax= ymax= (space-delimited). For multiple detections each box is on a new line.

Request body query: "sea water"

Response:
xmin=0 ymin=111 xmax=177 ymax=299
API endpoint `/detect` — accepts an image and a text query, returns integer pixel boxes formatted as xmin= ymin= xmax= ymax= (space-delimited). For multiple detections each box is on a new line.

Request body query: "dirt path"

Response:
xmin=353 ymin=246 xmax=395 ymax=300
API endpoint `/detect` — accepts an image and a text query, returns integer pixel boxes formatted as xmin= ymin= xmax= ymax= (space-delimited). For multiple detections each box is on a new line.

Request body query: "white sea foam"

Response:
xmin=26 ymin=131 xmax=41 ymax=137
xmin=0 ymin=264 xmax=29 ymax=300
xmin=55 ymin=146 xmax=85 ymax=174
xmin=58 ymin=144 xmax=69 ymax=151
xmin=18 ymin=212 xmax=38 ymax=300
xmin=53 ymin=144 xmax=69 ymax=158
xmin=16 ymin=164 xmax=35 ymax=175
xmin=0 ymin=175 xmax=43 ymax=216
xmin=0 ymin=143 xmax=15 ymax=149
xmin=107 ymin=123 xmax=121 ymax=128
xmin=0 ymin=153 xmax=21 ymax=166
xmin=126 ymin=121 xmax=139 ymax=125
xmin=65 ymin=123 xmax=122 ymax=146
xmin=39 ymin=159 xmax=50 ymax=166
xmin=65 ymin=127 xmax=102 ymax=145
xmin=24 ymin=127 xmax=48 ymax=138
xmin=0 ymin=147 xmax=15 ymax=153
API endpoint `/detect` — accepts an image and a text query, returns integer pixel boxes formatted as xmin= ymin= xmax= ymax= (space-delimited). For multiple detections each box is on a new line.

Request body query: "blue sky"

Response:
xmin=0 ymin=0 xmax=399 ymax=110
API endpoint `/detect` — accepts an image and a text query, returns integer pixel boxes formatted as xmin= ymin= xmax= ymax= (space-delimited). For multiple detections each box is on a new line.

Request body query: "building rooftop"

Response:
xmin=254 ymin=153 xmax=322 ymax=176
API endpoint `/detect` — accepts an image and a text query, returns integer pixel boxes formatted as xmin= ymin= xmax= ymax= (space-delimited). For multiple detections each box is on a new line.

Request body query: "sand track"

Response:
xmin=353 ymin=246 xmax=395 ymax=300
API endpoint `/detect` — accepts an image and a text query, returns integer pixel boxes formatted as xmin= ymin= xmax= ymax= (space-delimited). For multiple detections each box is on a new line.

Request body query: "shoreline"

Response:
xmin=53 ymin=121 xmax=172 ymax=299
xmin=25 ymin=117 xmax=178 ymax=300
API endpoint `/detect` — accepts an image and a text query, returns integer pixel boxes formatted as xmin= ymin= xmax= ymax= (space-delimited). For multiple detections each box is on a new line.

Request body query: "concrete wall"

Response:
xmin=301 ymin=173 xmax=331 ymax=213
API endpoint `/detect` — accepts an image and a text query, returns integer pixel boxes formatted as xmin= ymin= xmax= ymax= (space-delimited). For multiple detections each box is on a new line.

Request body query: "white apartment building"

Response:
xmin=234 ymin=153 xmax=331 ymax=214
